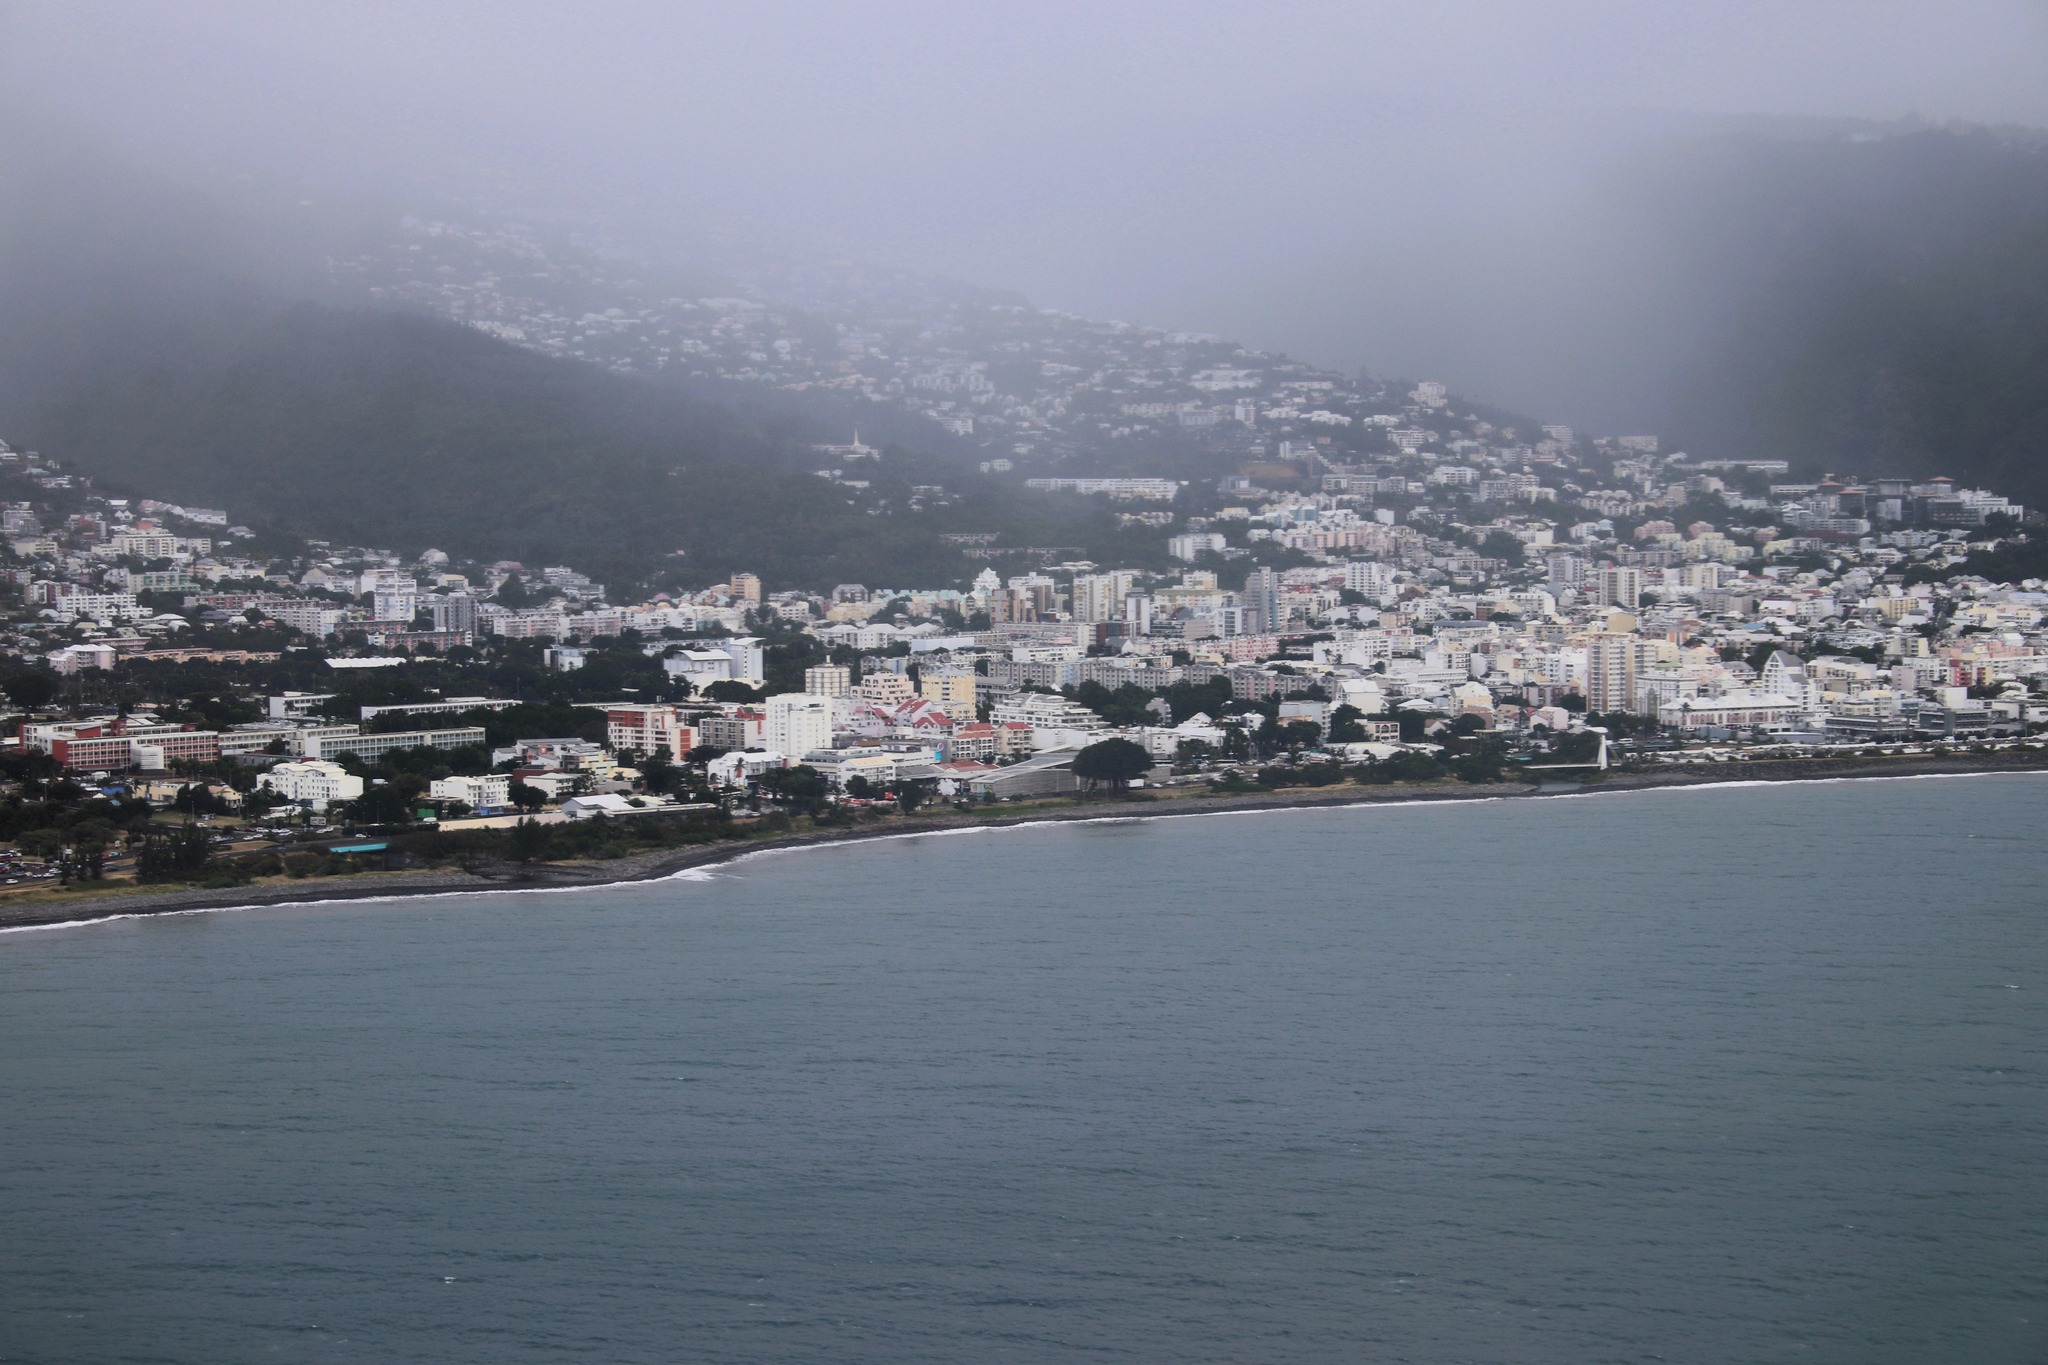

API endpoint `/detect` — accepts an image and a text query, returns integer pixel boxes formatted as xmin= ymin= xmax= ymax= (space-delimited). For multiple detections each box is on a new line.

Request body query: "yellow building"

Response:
xmin=918 ymin=668 xmax=977 ymax=709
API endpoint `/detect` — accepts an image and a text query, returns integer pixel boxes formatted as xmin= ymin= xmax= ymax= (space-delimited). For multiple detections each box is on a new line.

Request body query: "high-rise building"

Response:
xmin=1071 ymin=574 xmax=1117 ymax=624
xmin=1584 ymin=633 xmax=1637 ymax=716
xmin=728 ymin=573 xmax=762 ymax=605
xmin=988 ymin=587 xmax=1037 ymax=624
xmin=1070 ymin=571 xmax=1138 ymax=624
xmin=431 ymin=593 xmax=479 ymax=635
xmin=804 ymin=664 xmax=852 ymax=697
xmin=1242 ymin=566 xmax=1283 ymax=636
xmin=1123 ymin=592 xmax=1154 ymax=636
xmin=1594 ymin=566 xmax=1642 ymax=610
xmin=1344 ymin=560 xmax=1395 ymax=605
xmin=1545 ymin=553 xmax=1584 ymax=594
xmin=372 ymin=587 xmax=421 ymax=623
xmin=606 ymin=704 xmax=697 ymax=762
xmin=765 ymin=693 xmax=832 ymax=760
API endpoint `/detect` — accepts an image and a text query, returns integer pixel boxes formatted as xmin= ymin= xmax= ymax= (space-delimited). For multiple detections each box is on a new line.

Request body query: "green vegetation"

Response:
xmin=1071 ymin=737 xmax=1153 ymax=794
xmin=134 ymin=825 xmax=215 ymax=883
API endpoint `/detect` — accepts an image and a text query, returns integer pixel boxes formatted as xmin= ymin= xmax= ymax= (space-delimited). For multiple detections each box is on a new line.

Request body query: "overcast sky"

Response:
xmin=4 ymin=1 xmax=2044 ymax=417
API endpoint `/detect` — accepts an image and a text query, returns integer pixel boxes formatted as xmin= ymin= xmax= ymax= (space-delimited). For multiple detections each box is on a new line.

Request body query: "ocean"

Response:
xmin=3 ymin=775 xmax=2044 ymax=1363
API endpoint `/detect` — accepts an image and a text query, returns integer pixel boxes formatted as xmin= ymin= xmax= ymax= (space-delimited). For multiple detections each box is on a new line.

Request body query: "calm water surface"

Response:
xmin=3 ymin=776 xmax=2045 ymax=1363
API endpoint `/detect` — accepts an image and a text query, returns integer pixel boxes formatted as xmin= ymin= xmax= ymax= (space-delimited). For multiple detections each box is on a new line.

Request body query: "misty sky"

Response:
xmin=4 ymin=1 xmax=2045 ymax=422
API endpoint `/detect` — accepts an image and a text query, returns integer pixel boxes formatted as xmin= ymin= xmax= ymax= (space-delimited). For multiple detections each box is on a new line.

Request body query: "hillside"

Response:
xmin=0 ymin=120 xmax=1128 ymax=594
xmin=17 ymin=304 xmax=895 ymax=584
xmin=8 ymin=114 xmax=2046 ymax=595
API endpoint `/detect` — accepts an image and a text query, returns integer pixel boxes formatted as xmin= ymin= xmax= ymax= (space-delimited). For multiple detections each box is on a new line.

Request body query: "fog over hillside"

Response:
xmin=4 ymin=1 xmax=2045 ymax=431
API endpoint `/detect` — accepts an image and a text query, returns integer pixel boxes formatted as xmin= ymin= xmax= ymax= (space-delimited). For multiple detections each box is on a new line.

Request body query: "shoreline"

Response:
xmin=5 ymin=750 xmax=2045 ymax=933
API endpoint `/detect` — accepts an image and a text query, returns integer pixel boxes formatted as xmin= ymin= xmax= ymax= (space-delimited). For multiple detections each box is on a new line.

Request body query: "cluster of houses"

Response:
xmin=5 ymin=381 xmax=2047 ymax=826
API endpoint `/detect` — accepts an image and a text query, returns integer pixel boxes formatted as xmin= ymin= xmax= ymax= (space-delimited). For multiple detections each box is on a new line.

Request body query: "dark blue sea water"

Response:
xmin=3 ymin=775 xmax=2045 ymax=1364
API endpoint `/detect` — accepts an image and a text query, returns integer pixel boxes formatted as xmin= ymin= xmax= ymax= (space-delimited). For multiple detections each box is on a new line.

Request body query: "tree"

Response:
xmin=508 ymin=781 xmax=548 ymax=812
xmin=639 ymin=749 xmax=676 ymax=796
xmin=1070 ymin=738 xmax=1152 ymax=795
xmin=757 ymin=764 xmax=829 ymax=814
xmin=3 ymin=668 xmax=60 ymax=711
xmin=1328 ymin=705 xmax=1369 ymax=745
xmin=348 ymin=784 xmax=417 ymax=826
xmin=136 ymin=824 xmax=212 ymax=882
xmin=173 ymin=783 xmax=224 ymax=816
xmin=1479 ymin=530 xmax=1526 ymax=565
xmin=241 ymin=787 xmax=285 ymax=817
xmin=1219 ymin=723 xmax=1253 ymax=762
xmin=844 ymin=774 xmax=875 ymax=799
xmin=897 ymin=785 xmax=928 ymax=814
xmin=704 ymin=680 xmax=762 ymax=703
xmin=1396 ymin=709 xmax=1442 ymax=742
xmin=17 ymin=828 xmax=67 ymax=878
xmin=1360 ymin=751 xmax=1443 ymax=784
xmin=1450 ymin=751 xmax=1503 ymax=784
xmin=1547 ymin=730 xmax=1603 ymax=764
xmin=1270 ymin=719 xmax=1324 ymax=752
xmin=509 ymin=817 xmax=549 ymax=864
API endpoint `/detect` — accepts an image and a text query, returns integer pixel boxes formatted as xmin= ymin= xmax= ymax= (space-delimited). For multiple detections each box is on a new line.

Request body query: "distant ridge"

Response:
xmin=0 ymin=118 xmax=1101 ymax=593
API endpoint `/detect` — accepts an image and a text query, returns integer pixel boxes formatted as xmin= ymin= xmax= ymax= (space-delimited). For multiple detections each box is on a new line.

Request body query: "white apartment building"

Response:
xmin=606 ymin=704 xmax=696 ymax=761
xmin=48 ymin=592 xmax=143 ymax=623
xmin=257 ymin=760 xmax=364 ymax=811
xmin=372 ymin=587 xmax=422 ymax=621
xmin=857 ymin=673 xmax=914 ymax=708
xmin=805 ymin=664 xmax=853 ymax=696
xmin=765 ymin=693 xmax=832 ymax=760
xmin=1344 ymin=560 xmax=1397 ymax=605
xmin=716 ymin=636 xmax=766 ymax=683
xmin=48 ymin=643 xmax=117 ymax=674
xmin=987 ymin=691 xmax=1108 ymax=749
xmin=264 ymin=601 xmax=347 ymax=638
xmin=1595 ymin=567 xmax=1643 ymax=610
xmin=429 ymin=774 xmax=511 ymax=810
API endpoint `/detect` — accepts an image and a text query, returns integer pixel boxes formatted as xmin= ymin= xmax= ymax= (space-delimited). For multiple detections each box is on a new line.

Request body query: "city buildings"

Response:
xmin=0 ymin=298 xmax=2043 ymax=843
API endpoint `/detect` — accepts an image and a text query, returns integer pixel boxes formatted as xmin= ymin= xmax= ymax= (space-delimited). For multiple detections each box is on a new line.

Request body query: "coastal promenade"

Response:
xmin=5 ymin=749 xmax=2045 ymax=934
